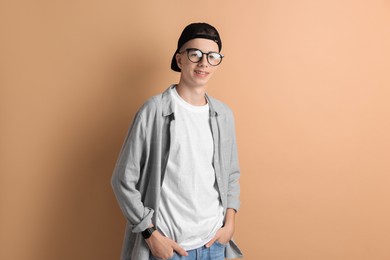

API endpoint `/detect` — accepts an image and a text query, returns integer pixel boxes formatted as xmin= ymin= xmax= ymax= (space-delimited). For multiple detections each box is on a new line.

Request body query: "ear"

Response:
xmin=175 ymin=53 xmax=182 ymax=69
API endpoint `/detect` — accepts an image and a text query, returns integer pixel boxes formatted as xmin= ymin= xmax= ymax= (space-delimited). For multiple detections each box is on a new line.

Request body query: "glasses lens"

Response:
xmin=187 ymin=49 xmax=203 ymax=63
xmin=186 ymin=49 xmax=223 ymax=66
xmin=207 ymin=52 xmax=222 ymax=66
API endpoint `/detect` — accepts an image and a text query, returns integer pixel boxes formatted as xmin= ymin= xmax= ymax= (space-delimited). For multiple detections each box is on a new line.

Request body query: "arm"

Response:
xmin=112 ymin=111 xmax=188 ymax=258
xmin=111 ymin=111 xmax=153 ymax=232
xmin=206 ymin=109 xmax=241 ymax=247
xmin=145 ymin=225 xmax=188 ymax=258
xmin=205 ymin=208 xmax=236 ymax=247
xmin=226 ymin=111 xmax=241 ymax=212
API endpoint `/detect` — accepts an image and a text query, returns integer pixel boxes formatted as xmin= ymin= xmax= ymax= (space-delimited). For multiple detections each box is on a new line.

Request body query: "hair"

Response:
xmin=171 ymin=23 xmax=222 ymax=72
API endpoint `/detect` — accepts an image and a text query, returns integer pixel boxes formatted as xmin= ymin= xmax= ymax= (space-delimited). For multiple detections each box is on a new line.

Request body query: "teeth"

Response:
xmin=196 ymin=71 xmax=207 ymax=74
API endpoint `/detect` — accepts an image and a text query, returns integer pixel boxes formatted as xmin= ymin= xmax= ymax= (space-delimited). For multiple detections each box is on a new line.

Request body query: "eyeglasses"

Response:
xmin=179 ymin=48 xmax=224 ymax=66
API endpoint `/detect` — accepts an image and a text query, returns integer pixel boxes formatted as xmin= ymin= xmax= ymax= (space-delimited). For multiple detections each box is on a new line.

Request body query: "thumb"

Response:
xmin=172 ymin=242 xmax=188 ymax=256
xmin=205 ymin=237 xmax=217 ymax=248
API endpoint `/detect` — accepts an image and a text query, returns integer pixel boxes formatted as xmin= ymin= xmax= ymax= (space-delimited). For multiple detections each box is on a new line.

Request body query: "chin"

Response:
xmin=193 ymin=80 xmax=209 ymax=88
xmin=193 ymin=76 xmax=210 ymax=85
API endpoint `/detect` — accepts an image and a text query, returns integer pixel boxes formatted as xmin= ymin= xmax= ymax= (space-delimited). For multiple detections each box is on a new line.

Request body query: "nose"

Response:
xmin=198 ymin=54 xmax=208 ymax=67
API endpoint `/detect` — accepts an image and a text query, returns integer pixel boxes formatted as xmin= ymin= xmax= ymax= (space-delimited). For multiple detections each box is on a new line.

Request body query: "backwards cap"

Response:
xmin=171 ymin=23 xmax=222 ymax=72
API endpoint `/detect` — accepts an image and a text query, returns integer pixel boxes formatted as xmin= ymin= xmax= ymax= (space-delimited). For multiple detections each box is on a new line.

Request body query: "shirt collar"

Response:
xmin=161 ymin=85 xmax=175 ymax=117
xmin=161 ymin=85 xmax=218 ymax=117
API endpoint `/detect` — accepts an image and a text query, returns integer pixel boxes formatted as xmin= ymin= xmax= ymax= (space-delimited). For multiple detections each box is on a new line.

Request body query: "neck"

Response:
xmin=175 ymin=83 xmax=207 ymax=106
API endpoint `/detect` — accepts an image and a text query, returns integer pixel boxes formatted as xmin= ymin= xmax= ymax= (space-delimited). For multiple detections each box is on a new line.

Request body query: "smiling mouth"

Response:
xmin=195 ymin=70 xmax=209 ymax=75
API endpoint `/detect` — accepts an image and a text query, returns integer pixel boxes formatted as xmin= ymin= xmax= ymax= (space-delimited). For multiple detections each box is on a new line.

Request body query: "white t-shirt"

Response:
xmin=156 ymin=87 xmax=224 ymax=250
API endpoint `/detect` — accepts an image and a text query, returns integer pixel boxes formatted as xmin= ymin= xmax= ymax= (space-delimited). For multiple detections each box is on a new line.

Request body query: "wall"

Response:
xmin=1 ymin=0 xmax=390 ymax=259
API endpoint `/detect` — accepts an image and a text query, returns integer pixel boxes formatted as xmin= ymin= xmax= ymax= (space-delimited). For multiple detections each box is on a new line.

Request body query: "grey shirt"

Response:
xmin=111 ymin=85 xmax=243 ymax=260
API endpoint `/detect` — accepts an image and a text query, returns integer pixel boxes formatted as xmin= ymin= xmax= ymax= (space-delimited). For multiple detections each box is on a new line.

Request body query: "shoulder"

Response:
xmin=136 ymin=92 xmax=163 ymax=117
xmin=207 ymin=95 xmax=235 ymax=118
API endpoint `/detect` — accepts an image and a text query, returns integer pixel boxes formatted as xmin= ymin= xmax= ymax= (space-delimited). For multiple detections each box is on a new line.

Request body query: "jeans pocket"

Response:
xmin=210 ymin=242 xmax=226 ymax=260
xmin=167 ymin=253 xmax=176 ymax=260
xmin=149 ymin=255 xmax=162 ymax=260
xmin=149 ymin=253 xmax=176 ymax=260
xmin=149 ymin=252 xmax=176 ymax=260
xmin=214 ymin=241 xmax=228 ymax=247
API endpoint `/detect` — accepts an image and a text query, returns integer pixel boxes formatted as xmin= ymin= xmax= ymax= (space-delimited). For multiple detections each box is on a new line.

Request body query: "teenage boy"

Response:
xmin=112 ymin=22 xmax=242 ymax=260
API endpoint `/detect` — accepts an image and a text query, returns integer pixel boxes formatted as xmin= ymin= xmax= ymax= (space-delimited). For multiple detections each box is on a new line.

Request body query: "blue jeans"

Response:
xmin=149 ymin=242 xmax=226 ymax=260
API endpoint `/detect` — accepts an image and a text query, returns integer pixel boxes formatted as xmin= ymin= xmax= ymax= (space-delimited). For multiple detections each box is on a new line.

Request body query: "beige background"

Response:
xmin=1 ymin=0 xmax=390 ymax=259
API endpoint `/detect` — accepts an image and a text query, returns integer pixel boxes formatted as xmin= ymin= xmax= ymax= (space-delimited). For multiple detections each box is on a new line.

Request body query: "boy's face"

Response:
xmin=175 ymin=38 xmax=220 ymax=89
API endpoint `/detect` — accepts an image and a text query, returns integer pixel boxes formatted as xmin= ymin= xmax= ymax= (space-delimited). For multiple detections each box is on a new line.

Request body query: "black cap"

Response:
xmin=171 ymin=23 xmax=222 ymax=72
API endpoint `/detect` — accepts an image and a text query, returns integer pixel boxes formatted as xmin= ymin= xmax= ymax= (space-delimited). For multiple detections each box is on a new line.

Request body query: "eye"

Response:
xmin=190 ymin=49 xmax=202 ymax=58
xmin=208 ymin=53 xmax=221 ymax=60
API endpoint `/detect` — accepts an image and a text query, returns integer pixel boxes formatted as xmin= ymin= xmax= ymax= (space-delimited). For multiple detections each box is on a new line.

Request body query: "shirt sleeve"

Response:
xmin=111 ymin=111 xmax=154 ymax=233
xmin=226 ymin=110 xmax=241 ymax=212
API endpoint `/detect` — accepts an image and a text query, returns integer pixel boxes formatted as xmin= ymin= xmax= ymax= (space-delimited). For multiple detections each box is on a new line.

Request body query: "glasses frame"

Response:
xmin=179 ymin=48 xmax=224 ymax=66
